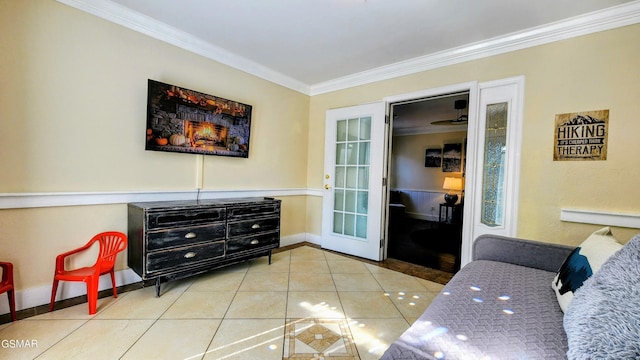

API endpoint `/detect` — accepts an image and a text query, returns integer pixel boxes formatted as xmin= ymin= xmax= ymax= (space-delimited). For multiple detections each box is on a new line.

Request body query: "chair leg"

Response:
xmin=49 ymin=279 xmax=59 ymax=312
xmin=110 ymin=270 xmax=118 ymax=298
xmin=7 ymin=289 xmax=16 ymax=322
xmin=87 ymin=277 xmax=98 ymax=315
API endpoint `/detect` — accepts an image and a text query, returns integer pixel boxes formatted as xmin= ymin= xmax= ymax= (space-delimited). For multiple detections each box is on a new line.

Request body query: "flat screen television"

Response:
xmin=145 ymin=79 xmax=252 ymax=158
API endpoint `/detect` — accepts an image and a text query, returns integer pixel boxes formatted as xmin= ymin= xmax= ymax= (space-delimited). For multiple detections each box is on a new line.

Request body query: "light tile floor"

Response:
xmin=0 ymin=246 xmax=444 ymax=359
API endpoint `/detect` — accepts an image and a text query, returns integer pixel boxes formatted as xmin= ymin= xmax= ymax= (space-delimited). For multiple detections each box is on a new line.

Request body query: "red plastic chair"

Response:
xmin=0 ymin=262 xmax=16 ymax=321
xmin=50 ymin=231 xmax=127 ymax=315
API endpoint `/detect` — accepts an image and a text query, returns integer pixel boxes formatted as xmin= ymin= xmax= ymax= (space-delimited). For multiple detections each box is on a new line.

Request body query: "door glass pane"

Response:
xmin=332 ymin=115 xmax=372 ymax=240
xmin=346 ymin=143 xmax=358 ymax=165
xmin=335 ymin=167 xmax=345 ymax=188
xmin=347 ymin=118 xmax=359 ymax=141
xmin=346 ymin=167 xmax=357 ymax=188
xmin=344 ymin=190 xmax=356 ymax=212
xmin=334 ymin=190 xmax=344 ymax=211
xmin=481 ymin=102 xmax=508 ymax=227
xmin=337 ymin=120 xmax=347 ymax=142
xmin=356 ymin=191 xmax=368 ymax=213
xmin=333 ymin=212 xmax=343 ymax=233
xmin=336 ymin=143 xmax=346 ymax=165
xmin=359 ymin=117 xmax=371 ymax=140
xmin=358 ymin=142 xmax=370 ymax=165
xmin=344 ymin=213 xmax=355 ymax=236
xmin=357 ymin=167 xmax=368 ymax=188
xmin=356 ymin=215 xmax=367 ymax=238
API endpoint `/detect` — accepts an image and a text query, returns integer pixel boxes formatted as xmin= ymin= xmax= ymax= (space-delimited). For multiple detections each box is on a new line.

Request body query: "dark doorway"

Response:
xmin=387 ymin=92 xmax=468 ymax=275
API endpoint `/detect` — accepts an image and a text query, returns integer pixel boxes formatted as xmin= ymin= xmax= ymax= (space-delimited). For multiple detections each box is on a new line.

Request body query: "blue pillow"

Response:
xmin=551 ymin=227 xmax=622 ymax=312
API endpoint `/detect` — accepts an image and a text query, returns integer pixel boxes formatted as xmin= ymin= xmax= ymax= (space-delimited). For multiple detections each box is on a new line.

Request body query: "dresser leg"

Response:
xmin=268 ymin=250 xmax=272 ymax=265
xmin=155 ymin=277 xmax=161 ymax=297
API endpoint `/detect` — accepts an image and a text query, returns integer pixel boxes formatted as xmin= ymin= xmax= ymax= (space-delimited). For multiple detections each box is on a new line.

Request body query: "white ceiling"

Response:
xmin=60 ymin=0 xmax=639 ymax=94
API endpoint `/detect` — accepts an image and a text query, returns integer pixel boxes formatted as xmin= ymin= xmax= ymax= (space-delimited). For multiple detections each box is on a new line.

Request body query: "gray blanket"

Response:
xmin=381 ymin=260 xmax=567 ymax=360
xmin=564 ymin=235 xmax=640 ymax=359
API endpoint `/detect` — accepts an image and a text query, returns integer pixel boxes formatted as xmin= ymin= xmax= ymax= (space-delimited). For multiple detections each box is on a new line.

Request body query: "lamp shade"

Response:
xmin=443 ymin=177 xmax=463 ymax=191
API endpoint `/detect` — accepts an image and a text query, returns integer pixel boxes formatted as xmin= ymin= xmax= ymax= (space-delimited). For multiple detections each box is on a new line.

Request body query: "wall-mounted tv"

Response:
xmin=146 ymin=79 xmax=252 ymax=158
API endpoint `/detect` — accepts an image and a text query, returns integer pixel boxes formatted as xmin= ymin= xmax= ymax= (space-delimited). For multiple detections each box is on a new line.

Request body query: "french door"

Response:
xmin=319 ymin=76 xmax=524 ymax=265
xmin=321 ymin=102 xmax=387 ymax=261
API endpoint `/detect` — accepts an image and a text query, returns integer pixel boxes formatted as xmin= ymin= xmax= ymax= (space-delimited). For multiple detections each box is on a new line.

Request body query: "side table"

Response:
xmin=439 ymin=203 xmax=461 ymax=224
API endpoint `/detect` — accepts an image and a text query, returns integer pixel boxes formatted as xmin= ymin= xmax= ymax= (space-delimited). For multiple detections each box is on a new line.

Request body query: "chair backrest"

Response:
xmin=0 ymin=262 xmax=13 ymax=287
xmin=95 ymin=232 xmax=127 ymax=272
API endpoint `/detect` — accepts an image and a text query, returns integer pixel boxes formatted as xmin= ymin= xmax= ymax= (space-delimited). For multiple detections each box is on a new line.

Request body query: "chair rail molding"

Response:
xmin=0 ymin=188 xmax=323 ymax=209
xmin=560 ymin=208 xmax=640 ymax=229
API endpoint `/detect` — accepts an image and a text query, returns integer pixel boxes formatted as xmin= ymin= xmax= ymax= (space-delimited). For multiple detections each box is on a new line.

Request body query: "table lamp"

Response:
xmin=443 ymin=177 xmax=463 ymax=204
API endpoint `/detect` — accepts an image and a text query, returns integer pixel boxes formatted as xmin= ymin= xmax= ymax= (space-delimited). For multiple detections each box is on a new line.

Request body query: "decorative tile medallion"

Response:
xmin=284 ymin=318 xmax=359 ymax=359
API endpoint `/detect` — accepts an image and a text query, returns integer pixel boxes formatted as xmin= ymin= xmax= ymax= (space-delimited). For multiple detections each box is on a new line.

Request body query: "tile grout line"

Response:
xmin=118 ymin=280 xmax=195 ymax=359
xmin=200 ymin=265 xmax=252 ymax=360
xmin=326 ymin=249 xmax=364 ymax=360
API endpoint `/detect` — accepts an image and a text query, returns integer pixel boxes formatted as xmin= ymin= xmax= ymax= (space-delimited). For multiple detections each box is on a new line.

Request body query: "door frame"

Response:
xmin=383 ymin=81 xmax=479 ymax=265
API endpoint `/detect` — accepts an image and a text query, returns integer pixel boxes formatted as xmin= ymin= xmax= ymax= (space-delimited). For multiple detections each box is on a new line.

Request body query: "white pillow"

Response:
xmin=551 ymin=227 xmax=622 ymax=312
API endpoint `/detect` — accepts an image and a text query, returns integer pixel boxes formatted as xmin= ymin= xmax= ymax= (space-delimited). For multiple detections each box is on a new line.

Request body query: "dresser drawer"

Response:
xmin=227 ymin=203 xmax=279 ymax=220
xmin=147 ymin=207 xmax=225 ymax=229
xmin=147 ymin=224 xmax=226 ymax=251
xmin=228 ymin=217 xmax=279 ymax=237
xmin=146 ymin=241 xmax=225 ymax=273
xmin=227 ymin=232 xmax=279 ymax=255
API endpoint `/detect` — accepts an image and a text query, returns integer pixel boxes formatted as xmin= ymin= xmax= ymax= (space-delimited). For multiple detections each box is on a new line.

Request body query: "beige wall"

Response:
xmin=0 ymin=1 xmax=309 ymax=294
xmin=391 ymin=132 xmax=467 ymax=191
xmin=308 ymin=24 xmax=640 ymax=246
xmin=2 ymin=0 xmax=639 ymax=307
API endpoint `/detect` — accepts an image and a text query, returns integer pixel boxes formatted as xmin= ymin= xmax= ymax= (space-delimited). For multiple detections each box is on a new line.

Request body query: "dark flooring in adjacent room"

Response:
xmin=387 ymin=217 xmax=462 ymax=275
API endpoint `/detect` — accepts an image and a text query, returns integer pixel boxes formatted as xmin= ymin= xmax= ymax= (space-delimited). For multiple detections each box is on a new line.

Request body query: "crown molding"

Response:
xmin=57 ymin=0 xmax=640 ymax=96
xmin=309 ymin=1 xmax=640 ymax=95
xmin=55 ymin=0 xmax=311 ymax=95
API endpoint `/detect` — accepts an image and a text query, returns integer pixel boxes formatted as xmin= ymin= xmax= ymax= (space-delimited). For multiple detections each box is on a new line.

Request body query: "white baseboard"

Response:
xmin=279 ymin=233 xmax=307 ymax=247
xmin=0 ymin=268 xmax=142 ymax=315
xmin=0 ymin=233 xmax=316 ymax=316
xmin=305 ymin=233 xmax=322 ymax=246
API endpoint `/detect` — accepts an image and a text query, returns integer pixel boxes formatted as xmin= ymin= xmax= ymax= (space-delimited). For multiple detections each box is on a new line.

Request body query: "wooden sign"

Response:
xmin=554 ymin=109 xmax=608 ymax=161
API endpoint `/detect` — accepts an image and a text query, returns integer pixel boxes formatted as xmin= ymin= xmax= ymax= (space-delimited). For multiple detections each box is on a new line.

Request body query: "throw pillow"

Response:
xmin=564 ymin=234 xmax=640 ymax=359
xmin=551 ymin=227 xmax=622 ymax=312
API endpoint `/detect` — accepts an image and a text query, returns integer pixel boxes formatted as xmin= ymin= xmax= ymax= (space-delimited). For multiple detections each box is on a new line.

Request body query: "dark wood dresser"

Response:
xmin=127 ymin=197 xmax=281 ymax=296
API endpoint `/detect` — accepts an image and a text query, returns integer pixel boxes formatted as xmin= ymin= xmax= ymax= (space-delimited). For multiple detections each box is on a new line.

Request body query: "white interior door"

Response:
xmin=462 ymin=76 xmax=525 ymax=265
xmin=322 ymin=102 xmax=387 ymax=261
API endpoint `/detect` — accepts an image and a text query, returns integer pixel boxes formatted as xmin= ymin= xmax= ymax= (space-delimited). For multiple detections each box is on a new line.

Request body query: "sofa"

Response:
xmin=381 ymin=231 xmax=640 ymax=359
xmin=382 ymin=234 xmax=575 ymax=359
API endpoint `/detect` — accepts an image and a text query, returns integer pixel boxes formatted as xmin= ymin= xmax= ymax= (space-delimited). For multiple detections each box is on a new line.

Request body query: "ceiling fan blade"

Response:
xmin=431 ymin=115 xmax=468 ymax=125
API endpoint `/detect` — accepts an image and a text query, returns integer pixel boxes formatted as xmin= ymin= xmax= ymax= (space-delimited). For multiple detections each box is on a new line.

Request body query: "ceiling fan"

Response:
xmin=431 ymin=99 xmax=468 ymax=125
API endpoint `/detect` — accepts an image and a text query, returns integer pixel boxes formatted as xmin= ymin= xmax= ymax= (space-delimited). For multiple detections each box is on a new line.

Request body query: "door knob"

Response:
xmin=324 ymin=184 xmax=331 ymax=190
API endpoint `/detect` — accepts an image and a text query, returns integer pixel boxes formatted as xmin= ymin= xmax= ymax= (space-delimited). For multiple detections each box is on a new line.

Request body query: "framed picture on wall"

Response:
xmin=145 ymin=79 xmax=252 ymax=158
xmin=425 ymin=148 xmax=442 ymax=167
xmin=442 ymin=143 xmax=462 ymax=172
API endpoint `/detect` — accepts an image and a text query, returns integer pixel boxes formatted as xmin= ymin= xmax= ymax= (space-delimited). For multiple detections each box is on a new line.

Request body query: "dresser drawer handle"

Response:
xmin=250 ymin=239 xmax=259 ymax=245
xmin=184 ymin=232 xmax=197 ymax=239
xmin=251 ymin=224 xmax=261 ymax=229
xmin=184 ymin=252 xmax=197 ymax=259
